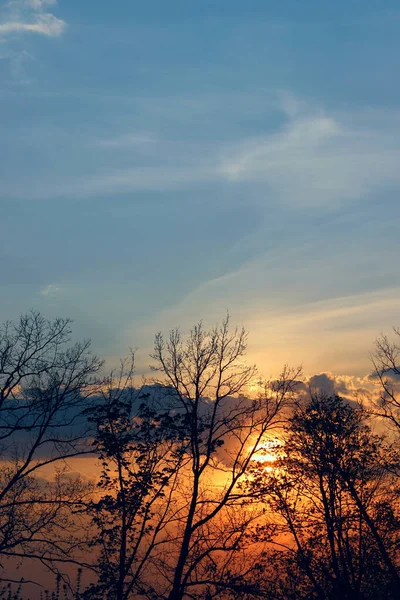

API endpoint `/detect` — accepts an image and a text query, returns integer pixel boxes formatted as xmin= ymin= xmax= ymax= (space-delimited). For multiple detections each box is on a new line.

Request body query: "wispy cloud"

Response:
xmin=0 ymin=0 xmax=66 ymax=38
xmin=40 ymin=283 xmax=62 ymax=296
xmin=219 ymin=112 xmax=400 ymax=208
xmin=129 ymin=245 xmax=400 ymax=377
xmin=24 ymin=0 xmax=57 ymax=8
xmin=0 ymin=13 xmax=65 ymax=36
xmin=4 ymin=48 xmax=33 ymax=84
xmin=4 ymin=97 xmax=400 ymax=207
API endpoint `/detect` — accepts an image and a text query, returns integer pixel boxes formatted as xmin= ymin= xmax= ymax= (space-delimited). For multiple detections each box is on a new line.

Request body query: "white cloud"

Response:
xmin=40 ymin=283 xmax=62 ymax=296
xmin=0 ymin=13 xmax=65 ymax=36
xmin=25 ymin=0 xmax=57 ymax=8
xmin=0 ymin=0 xmax=65 ymax=38
xmin=219 ymin=113 xmax=400 ymax=208
xmin=6 ymin=0 xmax=57 ymax=11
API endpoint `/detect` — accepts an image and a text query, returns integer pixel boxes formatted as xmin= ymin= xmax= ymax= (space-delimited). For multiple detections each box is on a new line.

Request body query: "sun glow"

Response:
xmin=252 ymin=438 xmax=282 ymax=471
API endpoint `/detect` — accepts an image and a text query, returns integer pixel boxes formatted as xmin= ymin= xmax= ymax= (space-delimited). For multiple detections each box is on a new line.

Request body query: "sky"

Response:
xmin=1 ymin=0 xmax=400 ymax=380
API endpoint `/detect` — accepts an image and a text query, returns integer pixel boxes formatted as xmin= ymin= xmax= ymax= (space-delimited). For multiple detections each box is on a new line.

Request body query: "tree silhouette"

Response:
xmin=81 ymin=355 xmax=189 ymax=600
xmin=247 ymin=394 xmax=400 ymax=599
xmin=0 ymin=311 xmax=102 ymax=583
xmin=149 ymin=316 xmax=299 ymax=600
xmin=2 ymin=312 xmax=399 ymax=600
xmin=371 ymin=328 xmax=400 ymax=435
xmin=84 ymin=317 xmax=300 ymax=599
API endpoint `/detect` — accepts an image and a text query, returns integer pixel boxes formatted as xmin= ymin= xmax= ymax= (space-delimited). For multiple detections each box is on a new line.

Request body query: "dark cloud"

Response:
xmin=368 ymin=368 xmax=400 ymax=383
xmin=307 ymin=373 xmax=336 ymax=396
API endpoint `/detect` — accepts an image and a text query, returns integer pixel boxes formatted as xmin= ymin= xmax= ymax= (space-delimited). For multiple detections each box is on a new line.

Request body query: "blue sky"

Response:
xmin=1 ymin=0 xmax=400 ymax=378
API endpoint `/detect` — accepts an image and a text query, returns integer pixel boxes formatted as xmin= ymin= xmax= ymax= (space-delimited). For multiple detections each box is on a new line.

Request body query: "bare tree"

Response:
xmin=149 ymin=316 xmax=300 ymax=600
xmin=82 ymin=317 xmax=299 ymax=599
xmin=371 ymin=328 xmax=400 ymax=434
xmin=0 ymin=311 xmax=102 ymax=581
xmin=82 ymin=354 xmax=190 ymax=600
xmin=247 ymin=394 xmax=400 ymax=600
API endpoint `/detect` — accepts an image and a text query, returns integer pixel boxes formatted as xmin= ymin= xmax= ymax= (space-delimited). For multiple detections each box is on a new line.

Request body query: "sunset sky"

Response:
xmin=1 ymin=0 xmax=400 ymax=379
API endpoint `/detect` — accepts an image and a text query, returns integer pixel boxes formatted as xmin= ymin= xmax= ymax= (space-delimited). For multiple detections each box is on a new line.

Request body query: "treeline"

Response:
xmin=0 ymin=312 xmax=399 ymax=600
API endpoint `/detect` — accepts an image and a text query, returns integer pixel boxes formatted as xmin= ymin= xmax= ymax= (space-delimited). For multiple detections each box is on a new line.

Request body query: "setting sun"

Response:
xmin=252 ymin=438 xmax=282 ymax=470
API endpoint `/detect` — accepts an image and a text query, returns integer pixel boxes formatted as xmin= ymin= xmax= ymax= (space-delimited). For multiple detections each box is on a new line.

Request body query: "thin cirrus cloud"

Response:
xmin=0 ymin=0 xmax=65 ymax=38
xmin=7 ymin=106 xmax=400 ymax=208
xmin=0 ymin=13 xmax=65 ymax=36
xmin=218 ymin=114 xmax=400 ymax=208
xmin=132 ymin=281 xmax=400 ymax=379
xmin=25 ymin=0 xmax=57 ymax=8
